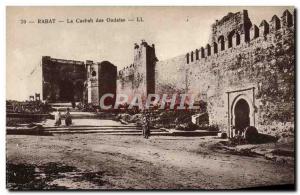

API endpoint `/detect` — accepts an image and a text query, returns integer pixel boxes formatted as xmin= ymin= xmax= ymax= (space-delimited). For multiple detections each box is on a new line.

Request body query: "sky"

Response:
xmin=6 ymin=6 xmax=293 ymax=101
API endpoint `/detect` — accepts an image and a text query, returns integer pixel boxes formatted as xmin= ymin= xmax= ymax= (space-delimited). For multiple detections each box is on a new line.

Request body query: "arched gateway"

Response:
xmin=226 ymin=87 xmax=256 ymax=138
xmin=233 ymin=98 xmax=250 ymax=134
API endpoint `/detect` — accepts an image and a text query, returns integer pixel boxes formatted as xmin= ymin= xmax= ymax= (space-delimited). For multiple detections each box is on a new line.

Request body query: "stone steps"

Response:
xmin=45 ymin=131 xmax=170 ymax=136
xmin=48 ymin=102 xmax=73 ymax=106
xmin=44 ymin=128 xmax=163 ymax=132
xmin=7 ymin=121 xmax=219 ymax=136
xmin=49 ymin=111 xmax=116 ymax=119
xmin=46 ymin=130 xmax=217 ymax=136
xmin=42 ymin=126 xmax=218 ymax=136
xmin=48 ymin=103 xmax=78 ymax=112
xmin=43 ymin=125 xmax=165 ymax=135
xmin=44 ymin=126 xmax=139 ymax=131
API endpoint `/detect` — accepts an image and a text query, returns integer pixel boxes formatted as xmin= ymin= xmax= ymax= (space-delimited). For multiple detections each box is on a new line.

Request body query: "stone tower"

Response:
xmin=209 ymin=10 xmax=252 ymax=49
xmin=86 ymin=60 xmax=117 ymax=107
xmin=132 ymin=40 xmax=157 ymax=100
xmin=117 ymin=40 xmax=157 ymax=102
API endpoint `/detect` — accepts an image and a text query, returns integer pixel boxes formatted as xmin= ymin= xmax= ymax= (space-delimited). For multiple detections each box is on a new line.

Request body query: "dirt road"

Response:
xmin=6 ymin=134 xmax=294 ymax=190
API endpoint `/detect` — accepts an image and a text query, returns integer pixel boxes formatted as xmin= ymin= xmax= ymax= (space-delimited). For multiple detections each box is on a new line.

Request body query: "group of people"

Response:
xmin=54 ymin=108 xmax=72 ymax=126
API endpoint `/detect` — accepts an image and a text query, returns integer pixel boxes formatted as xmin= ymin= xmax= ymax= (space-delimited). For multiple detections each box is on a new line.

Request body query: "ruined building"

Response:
xmin=42 ymin=56 xmax=86 ymax=102
xmin=42 ymin=56 xmax=117 ymax=106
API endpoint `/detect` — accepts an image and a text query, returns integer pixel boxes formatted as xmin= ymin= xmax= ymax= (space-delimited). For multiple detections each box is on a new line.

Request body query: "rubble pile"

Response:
xmin=116 ymin=110 xmax=212 ymax=131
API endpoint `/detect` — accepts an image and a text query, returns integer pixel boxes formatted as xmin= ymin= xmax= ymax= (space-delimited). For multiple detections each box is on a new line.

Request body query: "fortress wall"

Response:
xmin=201 ymin=27 xmax=293 ymax=134
xmin=117 ymin=41 xmax=155 ymax=103
xmin=116 ymin=9 xmax=295 ymax=136
xmin=155 ymin=55 xmax=186 ymax=95
xmin=156 ymin=10 xmax=295 ymax=136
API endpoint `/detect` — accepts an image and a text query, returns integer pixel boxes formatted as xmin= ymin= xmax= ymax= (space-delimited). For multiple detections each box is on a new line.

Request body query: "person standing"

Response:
xmin=54 ymin=110 xmax=61 ymax=126
xmin=142 ymin=112 xmax=150 ymax=139
xmin=65 ymin=108 xmax=72 ymax=126
xmin=142 ymin=113 xmax=146 ymax=138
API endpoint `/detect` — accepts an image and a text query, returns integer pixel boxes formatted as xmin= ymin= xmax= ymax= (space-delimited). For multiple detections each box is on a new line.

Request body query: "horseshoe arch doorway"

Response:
xmin=233 ymin=98 xmax=250 ymax=134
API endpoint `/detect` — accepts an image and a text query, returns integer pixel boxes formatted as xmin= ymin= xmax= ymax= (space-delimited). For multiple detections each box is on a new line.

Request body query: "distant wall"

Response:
xmin=155 ymin=55 xmax=186 ymax=95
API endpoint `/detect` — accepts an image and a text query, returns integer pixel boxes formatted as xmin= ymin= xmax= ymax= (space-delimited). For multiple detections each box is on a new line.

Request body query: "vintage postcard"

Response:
xmin=6 ymin=6 xmax=295 ymax=190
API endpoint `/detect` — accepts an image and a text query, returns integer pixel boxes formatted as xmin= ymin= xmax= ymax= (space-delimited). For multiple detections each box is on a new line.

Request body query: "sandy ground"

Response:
xmin=6 ymin=133 xmax=294 ymax=190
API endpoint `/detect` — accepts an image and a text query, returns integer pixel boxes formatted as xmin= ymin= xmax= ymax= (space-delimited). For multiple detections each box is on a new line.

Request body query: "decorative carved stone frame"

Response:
xmin=226 ymin=87 xmax=256 ymax=138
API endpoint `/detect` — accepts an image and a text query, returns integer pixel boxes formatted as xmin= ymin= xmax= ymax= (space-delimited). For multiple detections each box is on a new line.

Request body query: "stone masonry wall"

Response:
xmin=117 ymin=41 xmax=156 ymax=103
xmin=155 ymin=9 xmax=295 ymax=136
xmin=42 ymin=56 xmax=86 ymax=102
xmin=155 ymin=55 xmax=186 ymax=95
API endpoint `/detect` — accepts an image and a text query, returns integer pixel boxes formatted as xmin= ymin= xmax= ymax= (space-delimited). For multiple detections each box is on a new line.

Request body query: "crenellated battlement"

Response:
xmin=155 ymin=8 xmax=295 ymax=135
xmin=185 ymin=9 xmax=295 ymax=65
xmin=118 ymin=40 xmax=156 ymax=78
xmin=118 ymin=63 xmax=136 ymax=79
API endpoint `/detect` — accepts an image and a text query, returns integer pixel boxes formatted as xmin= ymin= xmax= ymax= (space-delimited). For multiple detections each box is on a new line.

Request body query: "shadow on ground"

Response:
xmin=252 ymin=133 xmax=278 ymax=144
xmin=6 ymin=162 xmax=106 ymax=190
